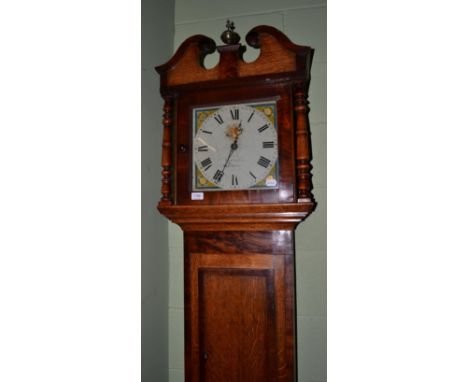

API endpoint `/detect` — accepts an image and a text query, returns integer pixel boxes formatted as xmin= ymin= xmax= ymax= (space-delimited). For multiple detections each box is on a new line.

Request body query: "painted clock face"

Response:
xmin=192 ymin=101 xmax=279 ymax=191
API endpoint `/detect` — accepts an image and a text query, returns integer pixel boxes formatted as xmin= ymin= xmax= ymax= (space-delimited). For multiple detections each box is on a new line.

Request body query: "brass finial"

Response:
xmin=220 ymin=19 xmax=240 ymax=45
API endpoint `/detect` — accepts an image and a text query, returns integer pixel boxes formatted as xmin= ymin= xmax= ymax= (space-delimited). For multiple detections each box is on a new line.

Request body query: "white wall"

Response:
xmin=168 ymin=1 xmax=327 ymax=382
xmin=141 ymin=0 xmax=175 ymax=381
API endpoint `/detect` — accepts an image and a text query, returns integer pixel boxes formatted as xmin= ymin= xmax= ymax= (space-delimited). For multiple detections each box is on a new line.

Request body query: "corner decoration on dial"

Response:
xmin=193 ymin=101 xmax=279 ymax=191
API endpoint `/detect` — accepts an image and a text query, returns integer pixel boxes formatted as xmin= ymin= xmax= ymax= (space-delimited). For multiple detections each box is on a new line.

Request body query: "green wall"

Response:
xmin=168 ymin=1 xmax=327 ymax=382
xmin=141 ymin=0 xmax=175 ymax=381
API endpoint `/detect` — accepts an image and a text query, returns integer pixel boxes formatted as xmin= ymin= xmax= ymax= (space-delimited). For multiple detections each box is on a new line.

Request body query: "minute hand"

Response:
xmin=221 ymin=139 xmax=238 ymax=173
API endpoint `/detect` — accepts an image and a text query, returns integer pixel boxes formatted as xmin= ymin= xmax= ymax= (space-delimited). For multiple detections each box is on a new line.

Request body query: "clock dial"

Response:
xmin=193 ymin=102 xmax=278 ymax=191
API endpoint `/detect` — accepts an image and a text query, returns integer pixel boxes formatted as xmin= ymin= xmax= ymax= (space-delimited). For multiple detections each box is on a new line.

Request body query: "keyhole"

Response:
xmin=203 ymin=351 xmax=209 ymax=361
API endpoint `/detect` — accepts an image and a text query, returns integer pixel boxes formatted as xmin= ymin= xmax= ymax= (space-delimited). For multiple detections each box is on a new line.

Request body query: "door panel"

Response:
xmin=199 ymin=268 xmax=275 ymax=382
xmin=186 ymin=252 xmax=288 ymax=382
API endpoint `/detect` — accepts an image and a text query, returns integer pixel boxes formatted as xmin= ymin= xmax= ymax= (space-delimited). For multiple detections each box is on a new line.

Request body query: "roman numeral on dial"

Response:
xmin=262 ymin=141 xmax=274 ymax=149
xmin=230 ymin=109 xmax=239 ymax=120
xmin=257 ymin=156 xmax=271 ymax=168
xmin=201 ymin=130 xmax=212 ymax=134
xmin=213 ymin=170 xmax=224 ymax=183
xmin=249 ymin=171 xmax=257 ymax=180
xmin=214 ymin=114 xmax=224 ymax=124
xmin=200 ymin=158 xmax=212 ymax=171
xmin=232 ymin=174 xmax=238 ymax=186
xmin=257 ymin=124 xmax=269 ymax=133
xmin=247 ymin=112 xmax=255 ymax=122
xmin=197 ymin=145 xmax=208 ymax=152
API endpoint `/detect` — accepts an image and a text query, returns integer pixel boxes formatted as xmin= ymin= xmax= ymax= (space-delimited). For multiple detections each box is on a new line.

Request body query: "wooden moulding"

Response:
xmin=155 ymin=25 xmax=313 ymax=90
xmin=158 ymin=202 xmax=315 ymax=231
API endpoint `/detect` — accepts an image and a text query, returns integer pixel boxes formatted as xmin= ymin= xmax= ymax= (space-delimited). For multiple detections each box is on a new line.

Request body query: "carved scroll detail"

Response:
xmin=160 ymin=96 xmax=173 ymax=205
xmin=294 ymin=84 xmax=314 ymax=202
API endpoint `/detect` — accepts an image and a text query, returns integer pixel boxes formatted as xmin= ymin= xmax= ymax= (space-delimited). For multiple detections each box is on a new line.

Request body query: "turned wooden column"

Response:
xmin=294 ymin=84 xmax=314 ymax=203
xmin=160 ymin=96 xmax=173 ymax=206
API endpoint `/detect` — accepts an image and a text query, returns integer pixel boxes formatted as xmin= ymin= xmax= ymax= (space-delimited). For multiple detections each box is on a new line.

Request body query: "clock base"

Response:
xmin=159 ymin=202 xmax=316 ymax=382
xmin=184 ymin=229 xmax=297 ymax=382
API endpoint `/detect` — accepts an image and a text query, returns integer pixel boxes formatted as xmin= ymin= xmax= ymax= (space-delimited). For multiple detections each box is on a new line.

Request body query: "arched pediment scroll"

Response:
xmin=241 ymin=25 xmax=313 ymax=80
xmin=155 ymin=34 xmax=218 ymax=87
xmin=155 ymin=25 xmax=313 ymax=89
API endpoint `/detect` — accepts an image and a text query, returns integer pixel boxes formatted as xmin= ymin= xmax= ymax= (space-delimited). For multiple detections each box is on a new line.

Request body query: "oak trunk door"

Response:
xmin=200 ymin=268 xmax=275 ymax=381
xmin=187 ymin=253 xmax=289 ymax=382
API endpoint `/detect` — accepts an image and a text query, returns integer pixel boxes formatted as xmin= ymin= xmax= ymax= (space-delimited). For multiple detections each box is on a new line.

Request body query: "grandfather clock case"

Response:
xmin=156 ymin=23 xmax=316 ymax=382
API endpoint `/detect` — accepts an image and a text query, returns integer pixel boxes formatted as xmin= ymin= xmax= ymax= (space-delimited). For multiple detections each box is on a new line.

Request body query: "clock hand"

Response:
xmin=221 ymin=138 xmax=238 ymax=173
xmin=237 ymin=121 xmax=243 ymax=138
xmin=220 ymin=120 xmax=243 ymax=175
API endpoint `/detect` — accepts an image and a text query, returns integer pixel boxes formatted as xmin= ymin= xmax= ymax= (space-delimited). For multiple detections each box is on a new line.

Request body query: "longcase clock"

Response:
xmin=155 ymin=21 xmax=316 ymax=382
